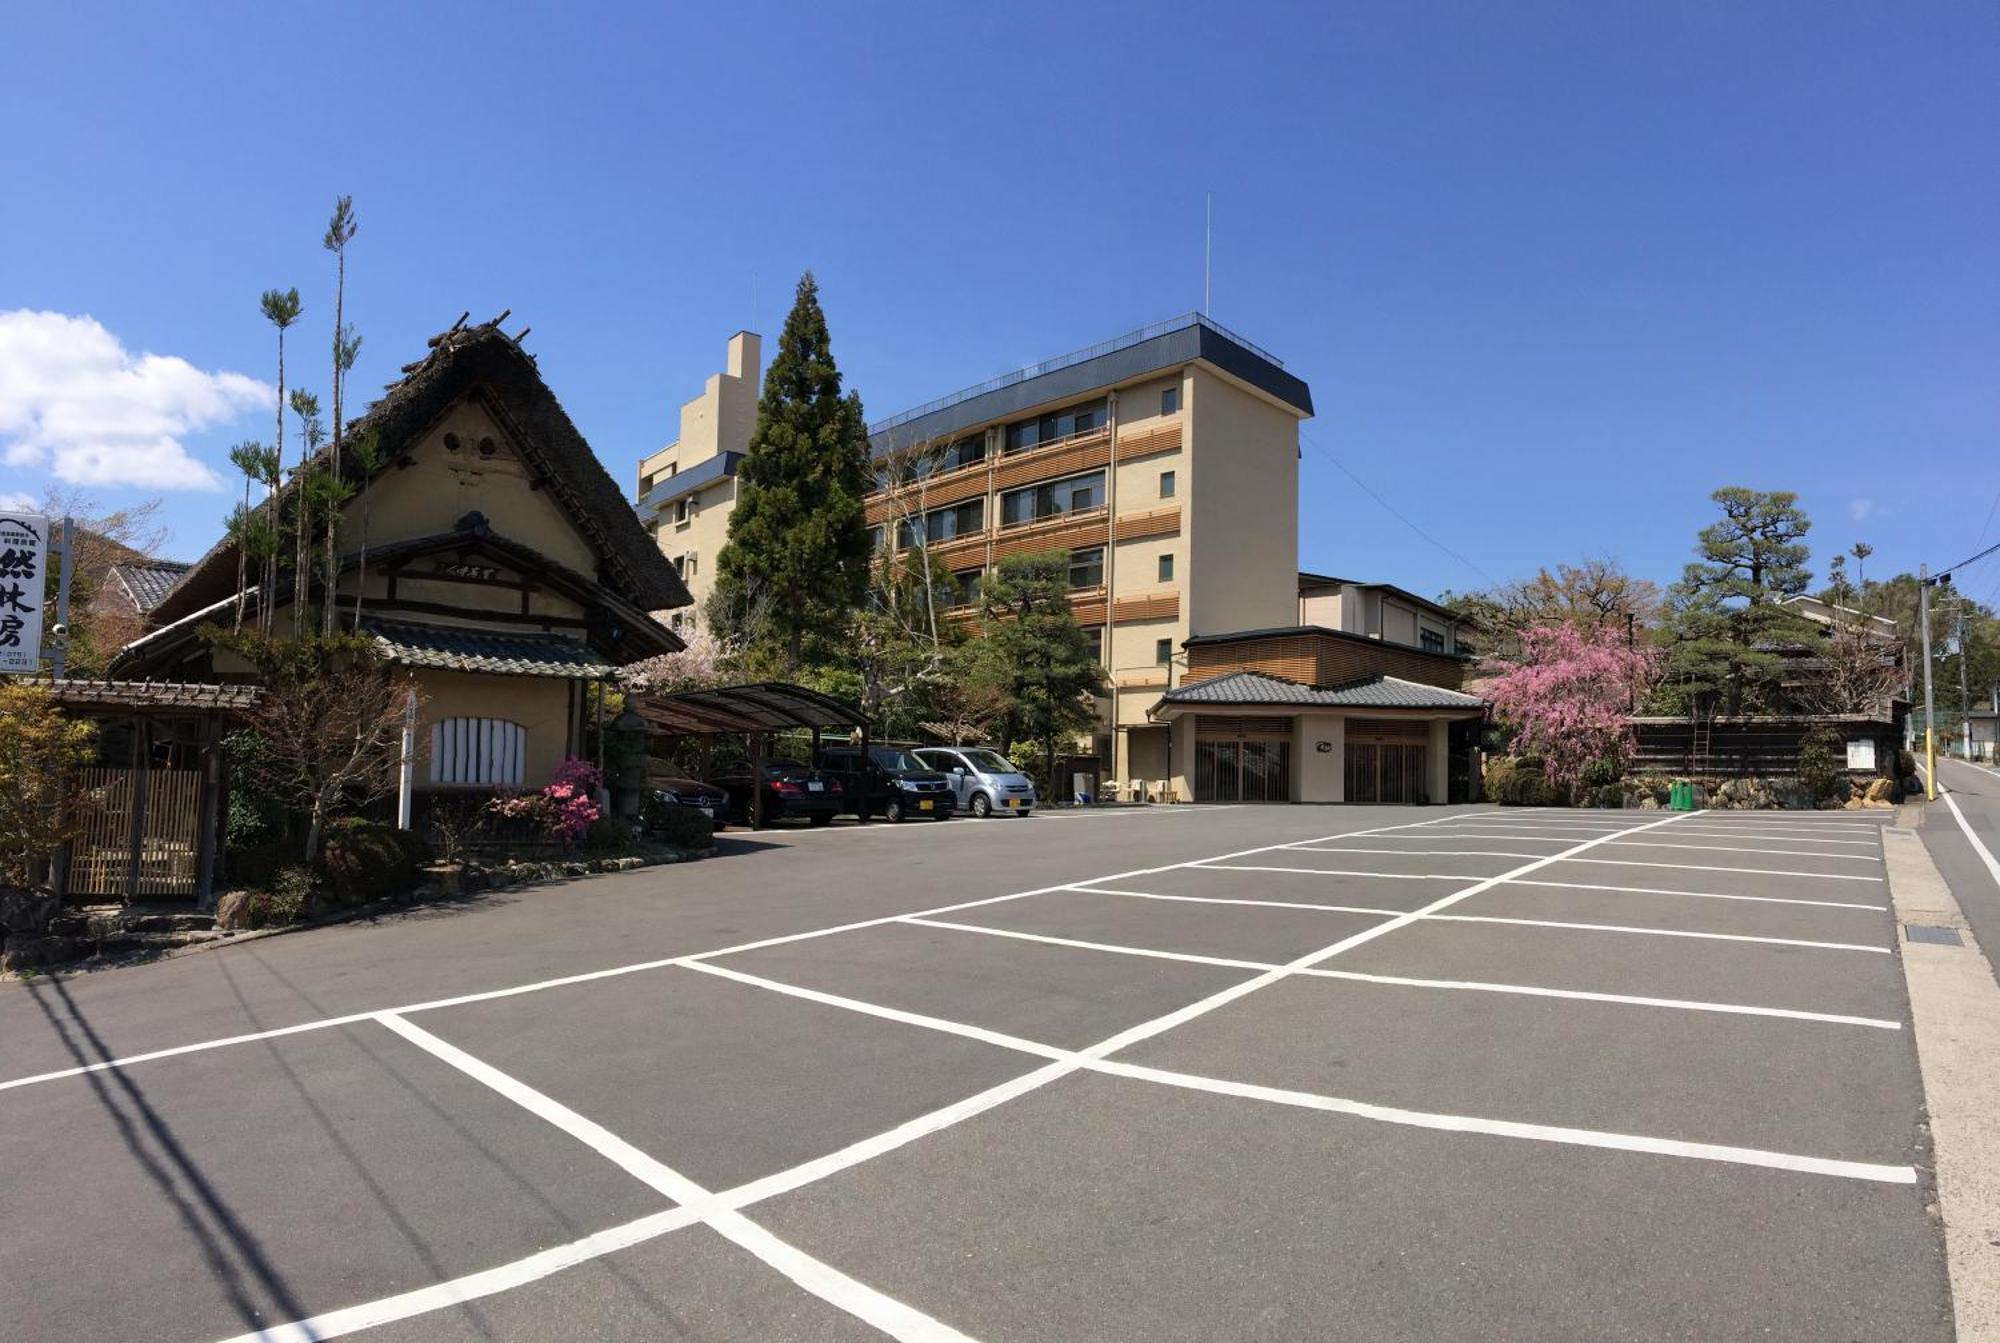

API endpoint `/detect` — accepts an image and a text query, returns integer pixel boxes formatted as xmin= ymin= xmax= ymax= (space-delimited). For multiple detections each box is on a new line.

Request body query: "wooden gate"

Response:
xmin=67 ymin=766 xmax=203 ymax=899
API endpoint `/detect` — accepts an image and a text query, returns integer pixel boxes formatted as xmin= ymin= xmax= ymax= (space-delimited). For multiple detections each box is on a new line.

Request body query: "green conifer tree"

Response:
xmin=709 ymin=272 xmax=871 ymax=671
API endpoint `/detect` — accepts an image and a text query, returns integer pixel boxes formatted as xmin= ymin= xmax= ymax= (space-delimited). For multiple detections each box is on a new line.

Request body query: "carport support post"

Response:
xmin=750 ymin=730 xmax=767 ymax=829
xmin=857 ymin=722 xmax=872 ymax=823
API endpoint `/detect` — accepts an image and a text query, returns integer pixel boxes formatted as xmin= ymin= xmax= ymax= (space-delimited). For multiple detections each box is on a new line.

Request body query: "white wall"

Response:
xmin=1295 ymin=714 xmax=1345 ymax=802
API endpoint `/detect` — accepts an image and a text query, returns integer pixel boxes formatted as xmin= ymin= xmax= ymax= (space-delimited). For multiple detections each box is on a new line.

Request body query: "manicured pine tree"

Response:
xmin=258 ymin=287 xmax=302 ymax=634
xmin=709 ymin=272 xmax=872 ymax=671
xmin=1659 ymin=487 xmax=1817 ymax=714
xmin=979 ymin=550 xmax=1108 ymax=793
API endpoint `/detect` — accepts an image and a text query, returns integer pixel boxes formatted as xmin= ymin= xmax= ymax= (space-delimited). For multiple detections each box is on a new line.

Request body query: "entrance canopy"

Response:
xmin=632 ymin=682 xmax=869 ymax=736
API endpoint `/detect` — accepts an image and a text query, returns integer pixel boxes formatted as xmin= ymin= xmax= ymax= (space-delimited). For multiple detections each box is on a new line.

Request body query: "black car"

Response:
xmin=647 ymin=772 xmax=731 ymax=824
xmin=706 ymin=759 xmax=845 ymax=826
xmin=813 ymin=745 xmax=957 ymax=822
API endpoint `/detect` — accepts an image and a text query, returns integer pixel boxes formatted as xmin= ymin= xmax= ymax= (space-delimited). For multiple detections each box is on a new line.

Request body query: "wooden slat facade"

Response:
xmin=1629 ymin=717 xmax=1903 ymax=779
xmin=1185 ymin=631 xmax=1466 ymax=692
xmin=67 ymin=766 xmax=202 ymax=899
xmin=1114 ymin=506 xmax=1182 ymax=542
xmin=1113 ymin=420 xmax=1183 ymax=461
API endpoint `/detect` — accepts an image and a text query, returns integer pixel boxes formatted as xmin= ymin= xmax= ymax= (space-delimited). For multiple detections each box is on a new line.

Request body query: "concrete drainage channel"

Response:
xmin=1885 ymin=814 xmax=2000 ymax=1341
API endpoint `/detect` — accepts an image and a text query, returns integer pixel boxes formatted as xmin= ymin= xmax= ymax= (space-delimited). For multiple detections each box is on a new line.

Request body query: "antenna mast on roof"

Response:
xmin=1204 ymin=192 xmax=1212 ymax=317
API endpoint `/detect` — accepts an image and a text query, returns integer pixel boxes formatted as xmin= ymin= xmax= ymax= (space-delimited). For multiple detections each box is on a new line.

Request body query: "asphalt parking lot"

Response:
xmin=0 ymin=804 xmax=1952 ymax=1341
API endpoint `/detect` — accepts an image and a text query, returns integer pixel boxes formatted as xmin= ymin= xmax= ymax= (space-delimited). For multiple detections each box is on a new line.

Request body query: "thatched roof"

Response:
xmin=147 ymin=313 xmax=691 ymax=624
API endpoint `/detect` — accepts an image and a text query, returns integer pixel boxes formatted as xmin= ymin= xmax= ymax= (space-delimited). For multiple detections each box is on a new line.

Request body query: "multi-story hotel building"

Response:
xmin=635 ymin=331 xmax=762 ymax=630
xmin=863 ymin=313 xmax=1314 ymax=786
xmin=635 ymin=315 xmax=1484 ymax=803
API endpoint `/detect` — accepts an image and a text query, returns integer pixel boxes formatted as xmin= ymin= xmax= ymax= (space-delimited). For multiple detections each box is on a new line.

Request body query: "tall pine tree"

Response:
xmin=709 ymin=273 xmax=872 ymax=670
xmin=1658 ymin=487 xmax=1818 ymax=714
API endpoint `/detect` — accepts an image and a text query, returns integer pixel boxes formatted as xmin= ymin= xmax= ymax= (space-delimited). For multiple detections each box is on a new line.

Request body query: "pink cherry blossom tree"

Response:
xmin=1485 ymin=623 xmax=1659 ymax=789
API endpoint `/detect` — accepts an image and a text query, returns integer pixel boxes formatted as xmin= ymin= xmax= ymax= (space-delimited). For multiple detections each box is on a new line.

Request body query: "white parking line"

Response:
xmin=1300 ymin=968 xmax=1901 ymax=1028
xmin=1379 ymin=831 xmax=1579 ymax=844
xmin=0 ymin=814 xmax=1465 ymax=1094
xmin=1500 ymin=877 xmax=1886 ymax=912
xmin=1422 ymin=914 xmax=1889 ymax=953
xmin=1068 ymin=885 xmax=1415 ymax=916
xmin=1600 ymin=839 xmax=1881 ymax=862
xmin=1087 ymin=1058 xmax=1915 ymax=1183
xmin=902 ymin=916 xmax=1299 ymax=969
xmin=1196 ymin=864 xmax=1477 ymax=881
xmin=219 ymin=808 xmax=1787 ymax=1343
xmin=684 ymin=964 xmax=1913 ymax=1180
xmin=1559 ymin=857 xmax=1885 ymax=882
xmin=1661 ymin=829 xmax=1883 ymax=847
xmin=914 ymin=900 xmax=1889 ymax=958
xmin=1286 ymin=846 xmax=1552 ymax=860
xmin=372 ymin=1013 xmax=980 ymax=1343
xmin=1084 ymin=878 xmax=1885 ymax=914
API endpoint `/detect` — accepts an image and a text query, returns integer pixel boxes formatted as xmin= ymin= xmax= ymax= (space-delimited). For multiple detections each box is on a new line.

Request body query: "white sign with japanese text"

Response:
xmin=0 ymin=513 xmax=49 ymax=674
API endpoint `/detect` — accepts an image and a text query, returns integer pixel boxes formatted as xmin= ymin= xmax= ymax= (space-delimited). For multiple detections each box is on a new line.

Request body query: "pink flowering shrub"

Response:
xmin=1485 ymin=624 xmax=1659 ymax=789
xmin=542 ymin=758 xmax=603 ymax=842
xmin=484 ymin=758 xmax=603 ymax=844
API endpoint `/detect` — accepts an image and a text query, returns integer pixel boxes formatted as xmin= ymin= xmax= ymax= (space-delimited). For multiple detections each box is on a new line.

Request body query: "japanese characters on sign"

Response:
xmin=0 ymin=513 xmax=49 ymax=674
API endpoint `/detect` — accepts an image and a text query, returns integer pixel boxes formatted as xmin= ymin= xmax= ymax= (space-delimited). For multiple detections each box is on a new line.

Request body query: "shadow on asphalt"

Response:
xmin=25 ymin=974 xmax=313 ymax=1333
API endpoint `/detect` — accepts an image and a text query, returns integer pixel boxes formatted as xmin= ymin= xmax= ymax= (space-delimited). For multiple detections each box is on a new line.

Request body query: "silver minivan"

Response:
xmin=914 ymin=747 xmax=1037 ymax=818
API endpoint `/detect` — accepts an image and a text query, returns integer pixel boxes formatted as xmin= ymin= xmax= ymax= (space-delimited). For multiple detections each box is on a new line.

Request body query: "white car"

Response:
xmin=914 ymin=747 xmax=1037 ymax=818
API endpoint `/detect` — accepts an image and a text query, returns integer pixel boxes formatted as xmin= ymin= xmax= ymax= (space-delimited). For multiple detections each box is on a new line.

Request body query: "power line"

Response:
xmin=1971 ymin=484 xmax=2000 ymax=558
xmin=1298 ymin=429 xmax=1498 ymax=588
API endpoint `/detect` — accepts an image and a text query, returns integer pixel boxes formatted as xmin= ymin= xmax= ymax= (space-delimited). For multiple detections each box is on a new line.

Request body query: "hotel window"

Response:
xmin=1157 ymin=553 xmax=1174 ymax=582
xmin=1002 ymin=470 xmax=1104 ymax=526
xmin=672 ymin=497 xmax=692 ymax=528
xmin=897 ymin=498 xmax=985 ymax=549
xmin=430 ymin=718 xmax=526 ymax=787
xmin=1068 ymin=547 xmax=1104 ymax=590
xmin=1005 ymin=399 xmax=1107 ymax=453
xmin=949 ymin=567 xmax=983 ymax=607
xmin=868 ymin=524 xmax=886 ymax=553
xmin=1161 ymin=385 xmax=1180 ymax=415
xmin=1159 ymin=469 xmax=1176 ymax=499
xmin=937 ymin=435 xmax=986 ymax=472
xmin=1155 ymin=638 xmax=1172 ymax=666
xmin=1083 ymin=626 xmax=1104 ymax=663
xmin=1421 ymin=627 xmax=1446 ymax=653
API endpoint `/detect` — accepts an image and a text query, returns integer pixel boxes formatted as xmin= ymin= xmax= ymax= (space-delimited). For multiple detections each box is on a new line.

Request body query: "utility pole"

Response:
xmin=1959 ymin=601 xmax=1973 ymax=759
xmin=1920 ymin=564 xmax=1936 ymax=799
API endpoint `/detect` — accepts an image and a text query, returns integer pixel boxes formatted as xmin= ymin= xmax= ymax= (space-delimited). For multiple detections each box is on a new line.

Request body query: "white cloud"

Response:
xmin=0 ymin=491 xmax=35 ymax=511
xmin=1848 ymin=497 xmax=1878 ymax=521
xmin=0 ymin=310 xmax=271 ymax=491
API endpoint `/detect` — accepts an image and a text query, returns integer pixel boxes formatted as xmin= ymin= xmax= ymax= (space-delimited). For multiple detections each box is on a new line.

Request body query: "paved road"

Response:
xmin=1922 ymin=756 xmax=2000 ymax=976
xmin=0 ymin=804 xmax=1952 ymax=1341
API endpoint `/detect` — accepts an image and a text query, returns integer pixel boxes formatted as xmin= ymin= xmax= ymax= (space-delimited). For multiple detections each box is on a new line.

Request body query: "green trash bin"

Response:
xmin=1669 ymin=781 xmax=1692 ymax=811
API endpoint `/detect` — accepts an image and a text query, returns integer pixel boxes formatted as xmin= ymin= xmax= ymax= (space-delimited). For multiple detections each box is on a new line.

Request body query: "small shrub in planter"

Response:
xmin=1488 ymin=756 xmax=1566 ymax=807
xmin=647 ymin=803 xmax=714 ymax=852
xmin=584 ymin=816 xmax=636 ymax=852
xmin=249 ymin=866 xmax=318 ymax=927
xmin=318 ymin=818 xmax=428 ymax=906
xmin=1796 ymin=728 xmax=1844 ymax=802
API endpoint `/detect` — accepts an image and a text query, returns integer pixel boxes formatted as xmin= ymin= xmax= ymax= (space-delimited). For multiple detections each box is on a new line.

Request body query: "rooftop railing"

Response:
xmin=869 ymin=312 xmax=1280 ymax=437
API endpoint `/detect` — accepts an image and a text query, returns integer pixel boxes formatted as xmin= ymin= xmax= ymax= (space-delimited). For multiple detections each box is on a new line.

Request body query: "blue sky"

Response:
xmin=3 ymin=2 xmax=1996 ymax=603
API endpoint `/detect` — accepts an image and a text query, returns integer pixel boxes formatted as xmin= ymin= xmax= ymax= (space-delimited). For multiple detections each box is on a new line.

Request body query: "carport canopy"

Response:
xmin=628 ymin=682 xmax=874 ymax=828
xmin=630 ymin=681 xmax=870 ymax=736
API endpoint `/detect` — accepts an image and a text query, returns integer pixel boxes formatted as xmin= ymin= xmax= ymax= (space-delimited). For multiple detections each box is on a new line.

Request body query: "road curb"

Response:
xmin=1885 ymin=818 xmax=2000 ymax=1341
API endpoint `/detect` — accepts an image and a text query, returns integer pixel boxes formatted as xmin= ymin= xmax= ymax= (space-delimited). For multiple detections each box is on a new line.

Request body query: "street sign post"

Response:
xmin=0 ymin=511 xmax=50 ymax=675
